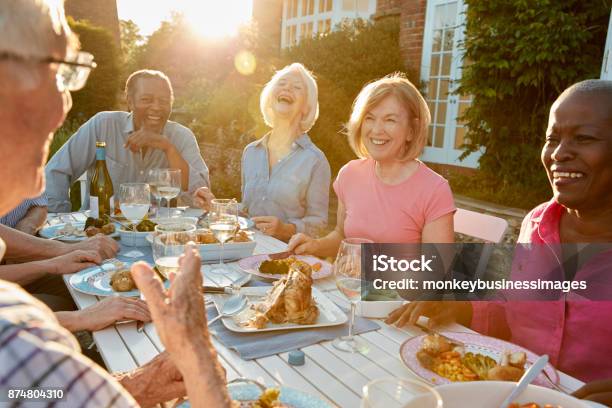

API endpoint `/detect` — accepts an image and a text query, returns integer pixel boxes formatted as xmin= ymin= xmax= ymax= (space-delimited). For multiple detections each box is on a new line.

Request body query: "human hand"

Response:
xmin=287 ymin=232 xmax=318 ymax=255
xmin=15 ymin=221 xmax=39 ymax=236
xmin=572 ymin=378 xmax=612 ymax=405
xmin=125 ymin=128 xmax=170 ymax=153
xmin=69 ymin=234 xmax=119 ymax=259
xmin=74 ymin=296 xmax=150 ymax=331
xmin=118 ymin=351 xmax=186 ymax=408
xmin=131 ymin=244 xmax=209 ymax=362
xmin=46 ymin=250 xmax=102 ymax=275
xmin=385 ymin=301 xmax=472 ymax=328
xmin=193 ymin=187 xmax=215 ymax=212
xmin=252 ymin=216 xmax=293 ymax=240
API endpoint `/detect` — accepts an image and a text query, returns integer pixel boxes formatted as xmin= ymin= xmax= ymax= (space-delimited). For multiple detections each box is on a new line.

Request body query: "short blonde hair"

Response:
xmin=346 ymin=73 xmax=431 ymax=161
xmin=260 ymin=63 xmax=319 ymax=132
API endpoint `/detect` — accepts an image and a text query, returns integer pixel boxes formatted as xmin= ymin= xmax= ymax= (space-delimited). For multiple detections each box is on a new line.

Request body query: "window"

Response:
xmin=300 ymin=22 xmax=314 ymax=40
xmin=317 ymin=18 xmax=331 ymax=34
xmin=286 ymin=24 xmax=297 ymax=46
xmin=302 ymin=0 xmax=314 ymax=16
xmin=290 ymin=0 xmax=298 ymax=18
xmin=319 ymin=0 xmax=332 ymax=12
xmin=342 ymin=0 xmax=368 ymax=12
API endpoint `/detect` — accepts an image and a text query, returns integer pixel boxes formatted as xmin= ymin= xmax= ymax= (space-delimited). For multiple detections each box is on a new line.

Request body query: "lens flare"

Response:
xmin=234 ymin=50 xmax=256 ymax=76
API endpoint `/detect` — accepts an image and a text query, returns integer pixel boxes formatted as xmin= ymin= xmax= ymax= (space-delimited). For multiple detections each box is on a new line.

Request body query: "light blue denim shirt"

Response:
xmin=241 ymin=133 xmax=331 ymax=234
xmin=45 ymin=111 xmax=210 ymax=212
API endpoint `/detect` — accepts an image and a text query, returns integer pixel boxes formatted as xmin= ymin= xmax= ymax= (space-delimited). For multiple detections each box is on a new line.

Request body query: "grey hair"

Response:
xmin=260 ymin=63 xmax=319 ymax=132
xmin=0 ymin=0 xmax=78 ymax=89
xmin=0 ymin=0 xmax=78 ymax=58
xmin=125 ymin=69 xmax=174 ymax=103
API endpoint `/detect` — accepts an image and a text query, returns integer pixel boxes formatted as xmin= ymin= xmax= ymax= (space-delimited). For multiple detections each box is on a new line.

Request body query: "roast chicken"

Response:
xmin=247 ymin=260 xmax=319 ymax=329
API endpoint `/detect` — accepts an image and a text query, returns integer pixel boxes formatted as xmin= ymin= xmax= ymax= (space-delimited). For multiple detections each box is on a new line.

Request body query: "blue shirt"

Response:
xmin=45 ymin=111 xmax=210 ymax=212
xmin=0 ymin=195 xmax=47 ymax=228
xmin=241 ymin=133 xmax=331 ymax=234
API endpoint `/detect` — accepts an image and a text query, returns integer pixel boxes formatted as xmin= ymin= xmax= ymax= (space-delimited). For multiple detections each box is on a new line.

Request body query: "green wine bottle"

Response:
xmin=90 ymin=141 xmax=114 ymax=219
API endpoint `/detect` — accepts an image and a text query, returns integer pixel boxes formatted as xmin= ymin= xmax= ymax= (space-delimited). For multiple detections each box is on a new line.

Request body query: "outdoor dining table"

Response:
xmin=48 ymin=211 xmax=586 ymax=408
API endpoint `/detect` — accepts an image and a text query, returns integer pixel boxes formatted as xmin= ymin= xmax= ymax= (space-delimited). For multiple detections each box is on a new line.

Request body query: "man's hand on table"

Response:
xmin=573 ymin=379 xmax=612 ymax=405
xmin=67 ymin=234 xmax=119 ymax=260
xmin=46 ymin=250 xmax=102 ymax=275
xmin=131 ymin=244 xmax=232 ymax=407
xmin=56 ymin=297 xmax=150 ymax=332
xmin=117 ymin=351 xmax=186 ymax=408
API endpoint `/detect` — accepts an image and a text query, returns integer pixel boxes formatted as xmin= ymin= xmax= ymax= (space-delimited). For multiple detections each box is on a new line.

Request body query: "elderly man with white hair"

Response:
xmin=0 ymin=1 xmax=231 ymax=407
xmin=195 ymin=63 xmax=331 ymax=241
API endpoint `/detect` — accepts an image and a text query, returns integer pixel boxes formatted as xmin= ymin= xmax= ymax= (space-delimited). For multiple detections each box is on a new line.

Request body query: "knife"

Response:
xmin=201 ymin=286 xmax=236 ymax=294
xmin=415 ymin=322 xmax=465 ymax=347
xmin=268 ymin=251 xmax=293 ymax=260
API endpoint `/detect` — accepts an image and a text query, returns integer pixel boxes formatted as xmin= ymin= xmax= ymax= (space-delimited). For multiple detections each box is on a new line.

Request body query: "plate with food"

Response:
xmin=238 ymin=254 xmax=331 ymax=280
xmin=68 ymin=260 xmax=168 ymax=297
xmin=400 ymin=331 xmax=559 ymax=388
xmin=177 ymin=378 xmax=332 ymax=408
xmin=148 ymin=229 xmax=257 ymax=262
xmin=40 ymin=217 xmax=119 ymax=242
xmin=213 ymin=261 xmax=346 ymax=332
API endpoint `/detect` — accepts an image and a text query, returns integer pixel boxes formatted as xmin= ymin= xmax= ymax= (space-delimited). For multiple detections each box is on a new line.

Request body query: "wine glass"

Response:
xmin=147 ymin=168 xmax=181 ymax=218
xmin=333 ymin=237 xmax=373 ymax=353
xmin=208 ymin=199 xmax=239 ymax=274
xmin=361 ymin=378 xmax=443 ymax=408
xmin=119 ymin=183 xmax=150 ymax=256
xmin=152 ymin=232 xmax=195 ymax=279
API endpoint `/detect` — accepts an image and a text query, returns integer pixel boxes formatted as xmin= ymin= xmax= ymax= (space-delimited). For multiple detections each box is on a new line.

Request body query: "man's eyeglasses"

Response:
xmin=0 ymin=51 xmax=96 ymax=91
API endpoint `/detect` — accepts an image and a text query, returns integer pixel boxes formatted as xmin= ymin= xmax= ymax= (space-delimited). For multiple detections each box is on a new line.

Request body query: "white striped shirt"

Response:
xmin=0 ymin=196 xmax=48 ymax=229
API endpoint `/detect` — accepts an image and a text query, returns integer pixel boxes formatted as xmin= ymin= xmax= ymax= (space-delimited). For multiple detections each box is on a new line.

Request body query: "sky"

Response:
xmin=116 ymin=0 xmax=254 ymax=38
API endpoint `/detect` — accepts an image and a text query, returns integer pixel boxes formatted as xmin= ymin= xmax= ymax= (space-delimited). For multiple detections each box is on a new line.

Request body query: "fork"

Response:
xmin=540 ymin=369 xmax=573 ymax=394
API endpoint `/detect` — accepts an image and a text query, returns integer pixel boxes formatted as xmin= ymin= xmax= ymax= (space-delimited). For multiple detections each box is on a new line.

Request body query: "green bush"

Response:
xmin=67 ymin=18 xmax=121 ymax=122
xmin=458 ymin=0 xmax=609 ymax=205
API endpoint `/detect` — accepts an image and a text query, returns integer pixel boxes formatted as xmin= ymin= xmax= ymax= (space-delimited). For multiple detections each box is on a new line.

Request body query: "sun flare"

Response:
xmin=117 ymin=0 xmax=253 ymax=38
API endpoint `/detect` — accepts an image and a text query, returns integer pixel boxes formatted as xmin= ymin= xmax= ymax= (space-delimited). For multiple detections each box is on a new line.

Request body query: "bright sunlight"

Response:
xmin=117 ymin=0 xmax=253 ymax=37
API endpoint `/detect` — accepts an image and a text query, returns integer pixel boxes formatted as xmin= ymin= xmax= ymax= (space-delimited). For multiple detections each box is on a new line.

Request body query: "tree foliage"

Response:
xmin=281 ymin=17 xmax=408 ymax=174
xmin=67 ymin=18 xmax=121 ymax=122
xmin=458 ymin=0 xmax=609 ymax=202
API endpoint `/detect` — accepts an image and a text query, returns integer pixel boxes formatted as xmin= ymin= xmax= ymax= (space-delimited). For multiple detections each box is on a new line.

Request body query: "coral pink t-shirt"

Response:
xmin=333 ymin=159 xmax=456 ymax=243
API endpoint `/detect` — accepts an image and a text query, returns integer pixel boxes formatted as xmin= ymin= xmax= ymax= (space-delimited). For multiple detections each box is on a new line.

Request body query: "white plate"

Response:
xmin=400 ymin=331 xmax=559 ymax=388
xmin=40 ymin=222 xmax=119 ymax=242
xmin=213 ymin=286 xmax=347 ymax=333
xmin=69 ymin=261 xmax=159 ymax=297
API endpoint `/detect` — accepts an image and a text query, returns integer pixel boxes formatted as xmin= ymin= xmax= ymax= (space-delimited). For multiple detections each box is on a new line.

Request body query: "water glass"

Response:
xmin=147 ymin=168 xmax=181 ymax=218
xmin=333 ymin=237 xmax=373 ymax=353
xmin=152 ymin=231 xmax=196 ymax=279
xmin=361 ymin=378 xmax=443 ymax=408
xmin=208 ymin=199 xmax=239 ymax=274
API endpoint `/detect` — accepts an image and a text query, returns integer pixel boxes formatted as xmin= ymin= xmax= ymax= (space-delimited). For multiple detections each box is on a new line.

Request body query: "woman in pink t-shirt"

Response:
xmin=288 ymin=73 xmax=456 ymax=258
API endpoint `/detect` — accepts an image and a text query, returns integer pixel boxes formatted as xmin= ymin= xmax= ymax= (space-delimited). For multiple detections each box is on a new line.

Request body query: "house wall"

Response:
xmin=253 ymin=0 xmax=284 ymax=54
xmin=374 ymin=0 xmax=426 ymax=77
xmin=65 ymin=0 xmax=120 ymax=46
